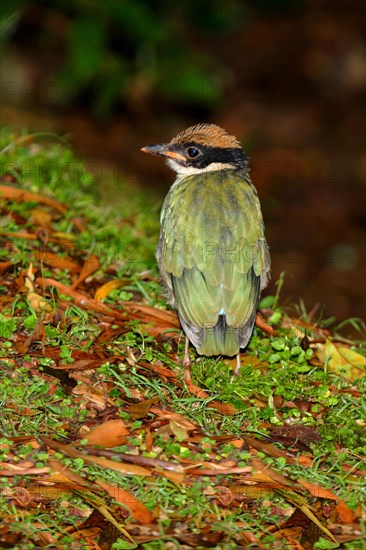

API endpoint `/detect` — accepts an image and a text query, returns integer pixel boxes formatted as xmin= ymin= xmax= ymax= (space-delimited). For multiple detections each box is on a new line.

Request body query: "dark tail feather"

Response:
xmin=197 ymin=315 xmax=239 ymax=357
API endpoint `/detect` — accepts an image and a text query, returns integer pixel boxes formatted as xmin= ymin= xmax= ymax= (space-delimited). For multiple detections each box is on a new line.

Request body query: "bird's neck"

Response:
xmin=169 ymin=166 xmax=251 ymax=195
xmin=167 ymin=159 xmax=238 ymax=176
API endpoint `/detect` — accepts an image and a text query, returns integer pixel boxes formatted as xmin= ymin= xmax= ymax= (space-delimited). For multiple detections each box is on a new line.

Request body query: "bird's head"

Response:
xmin=141 ymin=123 xmax=247 ymax=175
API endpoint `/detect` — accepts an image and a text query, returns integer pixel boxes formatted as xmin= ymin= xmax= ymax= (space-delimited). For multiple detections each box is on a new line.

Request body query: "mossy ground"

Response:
xmin=0 ymin=129 xmax=365 ymax=549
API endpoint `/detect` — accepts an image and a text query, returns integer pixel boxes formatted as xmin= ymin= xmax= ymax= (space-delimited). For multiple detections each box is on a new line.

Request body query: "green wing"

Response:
xmin=157 ymin=169 xmax=270 ymax=356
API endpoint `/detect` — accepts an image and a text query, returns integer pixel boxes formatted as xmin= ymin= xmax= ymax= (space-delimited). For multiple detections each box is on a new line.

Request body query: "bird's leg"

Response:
xmin=183 ymin=337 xmax=190 ymax=368
xmin=233 ymin=352 xmax=241 ymax=377
xmin=183 ymin=337 xmax=193 ymax=385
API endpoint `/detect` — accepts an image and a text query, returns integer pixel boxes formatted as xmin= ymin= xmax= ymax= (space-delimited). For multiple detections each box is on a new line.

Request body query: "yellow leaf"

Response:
xmin=324 ymin=340 xmax=366 ymax=382
xmin=27 ymin=291 xmax=53 ymax=312
xmin=95 ymin=279 xmax=125 ymax=301
xmin=25 ymin=264 xmax=52 ymax=313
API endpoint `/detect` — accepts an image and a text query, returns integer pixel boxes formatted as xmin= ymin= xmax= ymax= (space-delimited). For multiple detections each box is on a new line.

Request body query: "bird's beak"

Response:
xmin=141 ymin=144 xmax=186 ymax=162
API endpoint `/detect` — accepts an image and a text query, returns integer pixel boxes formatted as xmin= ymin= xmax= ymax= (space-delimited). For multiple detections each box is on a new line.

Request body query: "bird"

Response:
xmin=141 ymin=123 xmax=270 ymax=374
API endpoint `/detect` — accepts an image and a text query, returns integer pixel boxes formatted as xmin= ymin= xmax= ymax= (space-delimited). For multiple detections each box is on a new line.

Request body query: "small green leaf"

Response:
xmin=268 ymin=311 xmax=282 ymax=323
xmin=271 ymin=339 xmax=286 ymax=351
xmin=290 ymin=345 xmax=302 ymax=356
xmin=0 ymin=314 xmax=17 ymax=339
xmin=269 ymin=353 xmax=281 ymax=364
xmin=259 ymin=295 xmax=275 ymax=308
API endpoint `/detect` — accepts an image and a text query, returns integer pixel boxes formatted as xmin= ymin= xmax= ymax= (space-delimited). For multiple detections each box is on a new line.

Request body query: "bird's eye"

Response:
xmin=187 ymin=147 xmax=200 ymax=158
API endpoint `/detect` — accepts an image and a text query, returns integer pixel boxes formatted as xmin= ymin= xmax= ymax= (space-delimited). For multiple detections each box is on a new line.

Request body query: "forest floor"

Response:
xmin=0 ymin=129 xmax=365 ymax=549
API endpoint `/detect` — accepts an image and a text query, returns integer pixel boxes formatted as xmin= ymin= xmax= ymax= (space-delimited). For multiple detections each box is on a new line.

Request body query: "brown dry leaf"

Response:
xmin=35 ymin=250 xmax=80 ymax=272
xmin=212 ymin=485 xmax=235 ymax=505
xmin=282 ymin=317 xmax=330 ymax=340
xmin=36 ymin=226 xmax=50 ymax=247
xmin=150 ymin=408 xmax=197 ymax=429
xmin=268 ymin=424 xmax=320 ymax=450
xmin=155 ymin=412 xmax=196 ymax=441
xmin=213 ymin=484 xmax=274 ymax=503
xmin=49 ymin=458 xmax=94 ymax=488
xmin=42 ymin=437 xmax=151 ymax=476
xmin=72 ymin=489 xmax=137 ymax=545
xmin=0 ymin=230 xmax=36 ymax=240
xmin=72 ymin=383 xmax=116 ymax=410
xmin=230 ymin=439 xmax=245 ymax=449
xmin=199 ymin=460 xmax=237 ymax=471
xmin=316 ymin=340 xmax=366 ymax=381
xmin=137 ymin=361 xmax=177 ymax=381
xmin=70 ymin=528 xmax=102 ymax=545
xmin=8 ymin=487 xmax=32 ymax=507
xmin=53 ymin=358 xmax=106 ymax=371
xmin=155 ymin=468 xmax=186 ymax=484
xmin=81 ymin=454 xmax=151 ymax=476
xmin=255 ymin=312 xmax=276 ymax=336
xmin=234 ymin=483 xmax=282 ymax=500
xmin=0 ymin=184 xmax=66 ymax=213
xmin=71 ymin=529 xmax=102 ymax=545
xmin=37 ymin=277 xmax=127 ymax=321
xmin=80 ymin=447 xmax=185 ymax=474
xmin=299 ymin=479 xmax=355 ymax=523
xmin=97 ymin=480 xmax=153 ymax=524
xmin=82 ymin=420 xmax=130 ymax=447
xmin=122 ymin=302 xmax=181 ymax=332
xmin=210 ymin=401 xmax=239 ymax=415
xmin=235 ymin=529 xmax=263 ymax=547
xmin=169 ymin=419 xmax=192 ymax=441
xmin=27 ymin=484 xmax=77 ymax=500
xmin=16 ymin=320 xmax=46 ymax=354
xmin=71 ymin=254 xmax=100 ymax=290
xmin=243 ymin=435 xmax=297 ymax=464
xmin=0 ymin=465 xmax=50 ymax=476
xmin=2 ymin=231 xmax=75 ymax=249
xmin=272 ymin=529 xmax=305 ymax=549
xmin=95 ymin=279 xmax=125 ymax=301
xmin=129 ymin=396 xmax=160 ymax=419
xmin=187 ymin=465 xmax=252 ymax=475
xmin=95 ymin=326 xmax=129 ymax=345
xmin=71 ymin=217 xmax=88 ymax=233
xmin=4 ymin=435 xmax=38 ymax=445
xmin=297 ymin=455 xmax=314 ymax=468
xmin=251 ymin=458 xmax=294 ymax=488
xmin=34 ymin=531 xmax=60 ymax=548
xmin=183 ymin=367 xmax=210 ymax=398
xmin=0 ymin=460 xmax=33 ymax=469
xmin=29 ymin=207 xmax=53 ymax=230
xmin=0 ymin=261 xmax=13 ymax=273
xmin=275 ymin=489 xmax=339 ymax=545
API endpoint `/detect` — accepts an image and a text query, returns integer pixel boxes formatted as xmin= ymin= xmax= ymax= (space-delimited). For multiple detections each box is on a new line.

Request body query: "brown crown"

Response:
xmin=169 ymin=123 xmax=242 ymax=149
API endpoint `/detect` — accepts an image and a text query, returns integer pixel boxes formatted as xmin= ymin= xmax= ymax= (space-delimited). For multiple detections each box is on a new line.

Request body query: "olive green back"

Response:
xmin=157 ymin=169 xmax=269 ymax=355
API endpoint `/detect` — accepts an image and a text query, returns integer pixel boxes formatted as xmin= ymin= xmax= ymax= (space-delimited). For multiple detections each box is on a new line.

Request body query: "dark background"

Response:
xmin=1 ymin=0 xmax=365 ymax=327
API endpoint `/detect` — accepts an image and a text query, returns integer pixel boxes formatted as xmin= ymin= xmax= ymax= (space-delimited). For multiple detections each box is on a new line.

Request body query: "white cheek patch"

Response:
xmin=166 ymin=159 xmax=235 ymax=175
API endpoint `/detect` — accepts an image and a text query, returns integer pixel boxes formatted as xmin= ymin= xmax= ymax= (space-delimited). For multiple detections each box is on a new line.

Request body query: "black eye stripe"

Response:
xmin=188 ymin=146 xmax=247 ymax=170
xmin=173 ymin=144 xmax=246 ymax=169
